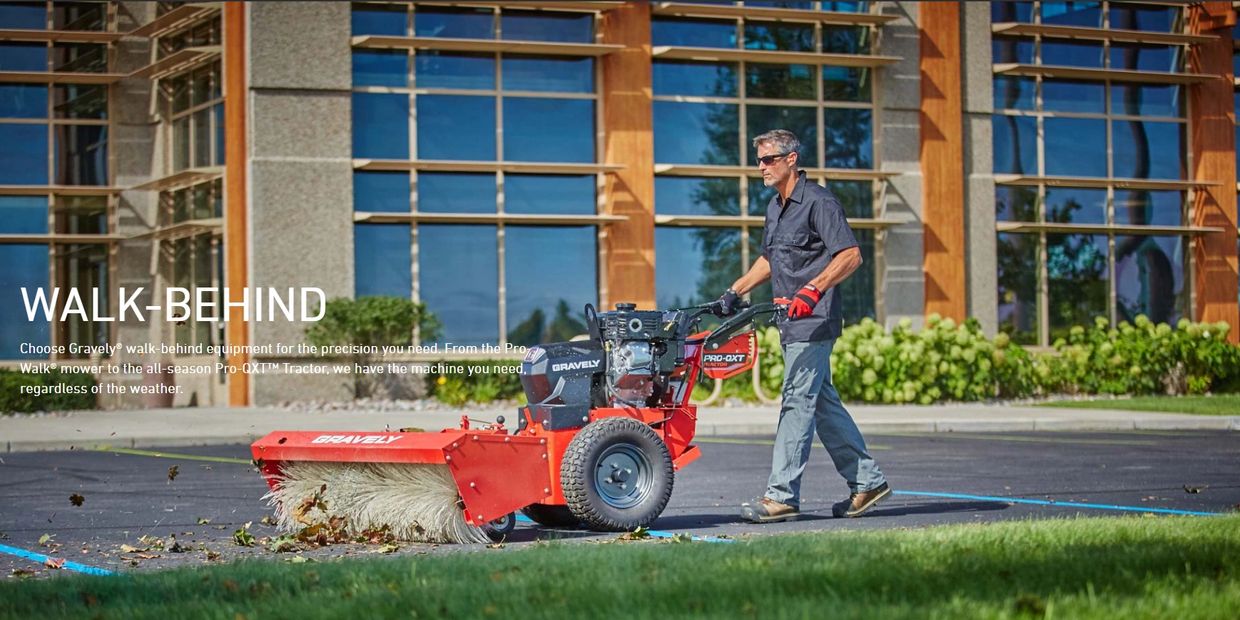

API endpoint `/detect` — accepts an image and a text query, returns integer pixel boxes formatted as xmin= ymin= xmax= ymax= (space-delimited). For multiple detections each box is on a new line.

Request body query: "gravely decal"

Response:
xmin=551 ymin=359 xmax=601 ymax=372
xmin=311 ymin=435 xmax=401 ymax=445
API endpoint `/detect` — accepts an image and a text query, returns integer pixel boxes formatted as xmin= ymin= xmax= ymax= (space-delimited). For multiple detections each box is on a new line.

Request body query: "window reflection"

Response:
xmin=354 ymin=223 xmax=411 ymax=298
xmin=1042 ymin=79 xmax=1103 ymax=114
xmin=749 ymin=104 xmax=818 ymax=167
xmin=419 ymin=225 xmax=498 ymax=345
xmin=1112 ymin=120 xmax=1183 ymax=180
xmin=652 ymin=17 xmax=736 ymax=48
xmin=416 ymin=95 xmax=492 ymax=160
xmin=1041 ymin=41 xmax=1103 ymax=68
xmin=0 ymin=123 xmax=48 ymax=184
xmin=821 ymin=25 xmax=870 ymax=55
xmin=1114 ymin=190 xmax=1182 ymax=227
xmin=503 ymin=56 xmax=592 ymax=93
xmin=0 ymin=245 xmax=50 ymax=357
xmin=1046 ymin=188 xmax=1106 ymax=225
xmin=1111 ymin=83 xmax=1182 ymax=118
xmin=54 ymin=125 xmax=107 ymax=185
xmin=838 ymin=229 xmax=876 ymax=324
xmin=744 ymin=21 xmax=814 ymax=52
xmin=653 ymin=101 xmax=739 ymax=165
xmin=1040 ymin=1 xmax=1101 ymax=28
xmin=824 ymin=107 xmax=871 ymax=169
xmin=501 ymin=10 xmax=592 ymax=43
xmin=419 ymin=172 xmax=494 ymax=213
xmin=0 ymin=195 xmax=48 ymax=234
xmin=1115 ymin=235 xmax=1185 ymax=325
xmin=1045 ymin=118 xmax=1106 ymax=177
xmin=746 ymin=63 xmax=815 ymax=100
xmin=351 ymin=3 xmax=405 ymax=36
xmin=0 ymin=84 xmax=46 ymax=118
xmin=414 ymin=7 xmax=493 ymax=39
xmin=415 ymin=52 xmax=494 ymax=90
xmin=0 ymin=43 xmax=46 ymax=71
xmin=993 ymin=115 xmax=1034 ymax=175
xmin=997 ymin=232 xmax=1038 ymax=345
xmin=54 ymin=84 xmax=106 ymax=119
xmin=0 ymin=2 xmax=46 ymax=30
xmin=503 ymin=98 xmax=593 ymax=162
xmin=993 ymin=76 xmax=1033 ymax=111
xmin=1109 ymin=3 xmax=1177 ymax=32
xmin=353 ymin=93 xmax=409 ymax=159
xmin=505 ymin=226 xmax=596 ymax=345
xmin=1047 ymin=234 xmax=1108 ymax=341
xmin=653 ymin=61 xmax=737 ymax=97
xmin=656 ymin=227 xmax=742 ymax=309
xmin=353 ymin=50 xmax=407 ymax=88
xmin=996 ymin=186 xmax=1037 ymax=223
xmin=831 ymin=180 xmax=873 ymax=218
xmin=655 ymin=177 xmax=740 ymax=216
xmin=1110 ymin=44 xmax=1179 ymax=73
xmin=353 ymin=171 xmax=408 ymax=213
xmin=56 ymin=244 xmax=109 ymax=354
xmin=823 ymin=66 xmax=870 ymax=102
xmin=506 ymin=175 xmax=595 ymax=215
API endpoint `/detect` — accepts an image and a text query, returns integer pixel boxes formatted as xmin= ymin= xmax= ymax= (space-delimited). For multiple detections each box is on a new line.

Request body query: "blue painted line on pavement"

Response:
xmin=893 ymin=490 xmax=1222 ymax=517
xmin=0 ymin=543 xmax=114 ymax=576
xmin=515 ymin=513 xmax=734 ymax=543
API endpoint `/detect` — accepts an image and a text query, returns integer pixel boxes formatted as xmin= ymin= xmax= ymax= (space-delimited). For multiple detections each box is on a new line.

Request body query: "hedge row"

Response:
xmin=0 ymin=368 xmax=97 ymax=414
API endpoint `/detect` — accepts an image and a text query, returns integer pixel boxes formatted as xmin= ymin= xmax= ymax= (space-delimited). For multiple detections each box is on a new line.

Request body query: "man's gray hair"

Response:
xmin=752 ymin=129 xmax=801 ymax=157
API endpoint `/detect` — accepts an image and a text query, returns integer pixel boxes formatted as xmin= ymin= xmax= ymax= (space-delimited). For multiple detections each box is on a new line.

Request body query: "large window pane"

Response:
xmin=996 ymin=232 xmax=1038 ymax=345
xmin=419 ymin=225 xmax=498 ymax=345
xmin=53 ymin=84 xmax=105 ymax=119
xmin=503 ymin=98 xmax=593 ymax=162
xmin=503 ymin=56 xmax=592 ymax=93
xmin=352 ymin=50 xmax=407 ymax=88
xmin=1042 ymin=41 xmax=1103 ymax=68
xmin=505 ymin=226 xmax=596 ymax=345
xmin=352 ymin=93 xmax=409 ymax=159
xmin=1114 ymin=189 xmax=1182 ymax=227
xmin=996 ymin=185 xmax=1037 ymax=223
xmin=991 ymin=1 xmax=1033 ymax=23
xmin=1110 ymin=44 xmax=1178 ymax=73
xmin=0 ymin=122 xmax=48 ymax=184
xmin=172 ymin=116 xmax=190 ymax=171
xmin=192 ymin=107 xmax=211 ymax=167
xmin=0 ymin=245 xmax=50 ymax=358
xmin=55 ymin=125 xmax=107 ymax=185
xmin=418 ymin=172 xmax=494 ymax=213
xmin=653 ymin=101 xmax=738 ymax=165
xmin=838 ymin=229 xmax=875 ymax=324
xmin=1041 ymin=1 xmax=1101 ymax=27
xmin=56 ymin=195 xmax=107 ymax=234
xmin=415 ymin=52 xmax=494 ymax=90
xmin=353 ymin=171 xmax=408 ymax=213
xmin=0 ymin=84 xmax=46 ymax=118
xmin=744 ymin=21 xmax=814 ymax=52
xmin=748 ymin=178 xmax=777 ymax=216
xmin=653 ymin=61 xmax=736 ymax=97
xmin=57 ymin=244 xmax=108 ymax=355
xmin=52 ymin=42 xmax=105 ymax=72
xmin=823 ymin=66 xmax=871 ymax=102
xmin=652 ymin=17 xmax=735 ymax=48
xmin=501 ymin=10 xmax=592 ymax=43
xmin=0 ymin=195 xmax=48 ymax=233
xmin=0 ymin=2 xmax=45 ymax=29
xmin=354 ymin=223 xmax=411 ymax=297
xmin=824 ymin=107 xmax=871 ymax=169
xmin=1045 ymin=117 xmax=1106 ymax=177
xmin=1110 ymin=3 xmax=1177 ymax=32
xmin=352 ymin=3 xmax=406 ymax=36
xmin=1112 ymin=120 xmax=1183 ymax=180
xmin=414 ymin=7 xmax=492 ymax=39
xmin=746 ymin=63 xmax=815 ymax=100
xmin=749 ymin=104 xmax=818 ymax=168
xmin=821 ymin=25 xmax=870 ymax=55
xmin=506 ymin=174 xmax=594 ymax=215
xmin=53 ymin=1 xmax=105 ymax=30
xmin=0 ymin=43 xmax=45 ymax=71
xmin=417 ymin=95 xmax=493 ymax=160
xmin=1111 ymin=83 xmax=1182 ymax=118
xmin=656 ymin=227 xmax=742 ymax=308
xmin=1042 ymin=79 xmax=1103 ymax=114
xmin=830 ymin=180 xmax=873 ymax=218
xmin=1047 ymin=234 xmax=1108 ymax=341
xmin=655 ymin=176 xmax=740 ymax=216
xmin=991 ymin=37 xmax=1032 ymax=64
xmin=1046 ymin=187 xmax=1105 ymax=225
xmin=1115 ymin=235 xmax=1186 ymax=325
xmin=993 ymin=76 xmax=1033 ymax=111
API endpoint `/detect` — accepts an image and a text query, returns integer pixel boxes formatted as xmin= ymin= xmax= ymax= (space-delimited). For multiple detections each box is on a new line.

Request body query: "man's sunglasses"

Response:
xmin=757 ymin=152 xmax=791 ymax=166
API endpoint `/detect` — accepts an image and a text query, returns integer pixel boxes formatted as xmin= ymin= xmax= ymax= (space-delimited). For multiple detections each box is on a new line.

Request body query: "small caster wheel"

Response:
xmin=485 ymin=512 xmax=516 ymax=541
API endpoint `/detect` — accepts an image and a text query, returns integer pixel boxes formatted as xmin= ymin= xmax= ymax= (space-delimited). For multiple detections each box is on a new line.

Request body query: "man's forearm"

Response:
xmin=808 ymin=246 xmax=862 ymax=292
xmin=730 ymin=256 xmax=771 ymax=295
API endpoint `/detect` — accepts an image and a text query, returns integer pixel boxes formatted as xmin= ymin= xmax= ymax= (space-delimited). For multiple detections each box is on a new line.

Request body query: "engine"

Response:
xmin=517 ymin=303 xmax=691 ymax=432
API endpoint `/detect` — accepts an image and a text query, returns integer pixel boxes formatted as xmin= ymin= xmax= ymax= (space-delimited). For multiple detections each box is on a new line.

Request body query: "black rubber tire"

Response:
xmin=484 ymin=512 xmax=516 ymax=541
xmin=520 ymin=503 xmax=579 ymax=528
xmin=561 ymin=417 xmax=674 ymax=531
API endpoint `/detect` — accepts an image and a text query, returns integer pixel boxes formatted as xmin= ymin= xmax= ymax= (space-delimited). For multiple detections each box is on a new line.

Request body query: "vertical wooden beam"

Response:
xmin=600 ymin=1 xmax=655 ymax=309
xmin=223 ymin=3 xmax=250 ymax=404
xmin=1188 ymin=2 xmax=1240 ymax=343
xmin=919 ymin=2 xmax=967 ymax=321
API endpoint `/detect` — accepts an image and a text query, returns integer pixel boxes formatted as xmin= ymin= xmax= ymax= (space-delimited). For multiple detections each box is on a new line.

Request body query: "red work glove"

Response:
xmin=787 ymin=284 xmax=821 ymax=320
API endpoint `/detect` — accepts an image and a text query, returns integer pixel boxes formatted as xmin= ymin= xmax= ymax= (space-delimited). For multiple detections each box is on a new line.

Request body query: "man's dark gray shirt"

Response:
xmin=760 ymin=171 xmax=859 ymax=343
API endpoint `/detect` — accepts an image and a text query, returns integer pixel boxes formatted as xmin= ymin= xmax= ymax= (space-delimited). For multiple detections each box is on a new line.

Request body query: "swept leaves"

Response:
xmin=69 ymin=493 xmax=84 ymax=507
xmin=167 ymin=465 xmax=179 ymax=482
xmin=37 ymin=534 xmax=54 ymax=546
xmin=233 ymin=522 xmax=255 ymax=547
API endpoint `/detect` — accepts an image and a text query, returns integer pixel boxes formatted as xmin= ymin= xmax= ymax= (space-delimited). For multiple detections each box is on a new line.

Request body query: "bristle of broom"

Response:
xmin=262 ymin=461 xmax=491 ymax=545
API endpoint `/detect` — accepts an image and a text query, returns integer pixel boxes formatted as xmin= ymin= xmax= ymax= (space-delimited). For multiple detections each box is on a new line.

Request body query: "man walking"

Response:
xmin=717 ymin=129 xmax=890 ymax=522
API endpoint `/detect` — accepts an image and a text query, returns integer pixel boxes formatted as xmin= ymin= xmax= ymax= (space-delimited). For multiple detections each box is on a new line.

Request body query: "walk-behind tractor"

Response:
xmin=252 ymin=300 xmax=785 ymax=543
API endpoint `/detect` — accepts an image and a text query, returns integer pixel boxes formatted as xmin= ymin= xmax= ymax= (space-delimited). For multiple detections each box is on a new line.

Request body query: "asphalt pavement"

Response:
xmin=1 ymin=430 xmax=1236 ymax=578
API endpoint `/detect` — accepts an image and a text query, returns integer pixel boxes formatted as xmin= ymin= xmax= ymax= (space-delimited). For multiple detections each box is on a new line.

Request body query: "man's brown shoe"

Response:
xmin=832 ymin=482 xmax=892 ymax=518
xmin=740 ymin=497 xmax=799 ymax=523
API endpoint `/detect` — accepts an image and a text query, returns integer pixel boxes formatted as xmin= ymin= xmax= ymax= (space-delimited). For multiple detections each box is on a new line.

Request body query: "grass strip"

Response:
xmin=1036 ymin=394 xmax=1240 ymax=416
xmin=2 ymin=515 xmax=1238 ymax=619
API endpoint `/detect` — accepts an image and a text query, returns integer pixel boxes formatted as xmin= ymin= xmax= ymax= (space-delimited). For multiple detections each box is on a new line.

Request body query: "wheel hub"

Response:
xmin=594 ymin=443 xmax=652 ymax=509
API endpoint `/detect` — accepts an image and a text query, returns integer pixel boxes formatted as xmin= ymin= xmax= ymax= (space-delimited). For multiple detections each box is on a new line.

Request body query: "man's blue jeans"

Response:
xmin=766 ymin=339 xmax=886 ymax=507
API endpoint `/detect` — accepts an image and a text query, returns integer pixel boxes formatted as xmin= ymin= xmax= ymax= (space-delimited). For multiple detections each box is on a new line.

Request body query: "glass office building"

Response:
xmin=0 ymin=1 xmax=1237 ymax=406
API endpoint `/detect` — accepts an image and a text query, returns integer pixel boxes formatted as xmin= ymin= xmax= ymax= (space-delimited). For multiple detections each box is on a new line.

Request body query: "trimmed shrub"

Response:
xmin=428 ymin=361 xmax=524 ymax=406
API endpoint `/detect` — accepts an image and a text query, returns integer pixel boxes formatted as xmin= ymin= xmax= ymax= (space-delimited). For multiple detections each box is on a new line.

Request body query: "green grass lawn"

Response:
xmin=1037 ymin=393 xmax=1240 ymax=416
xmin=3 ymin=515 xmax=1238 ymax=619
